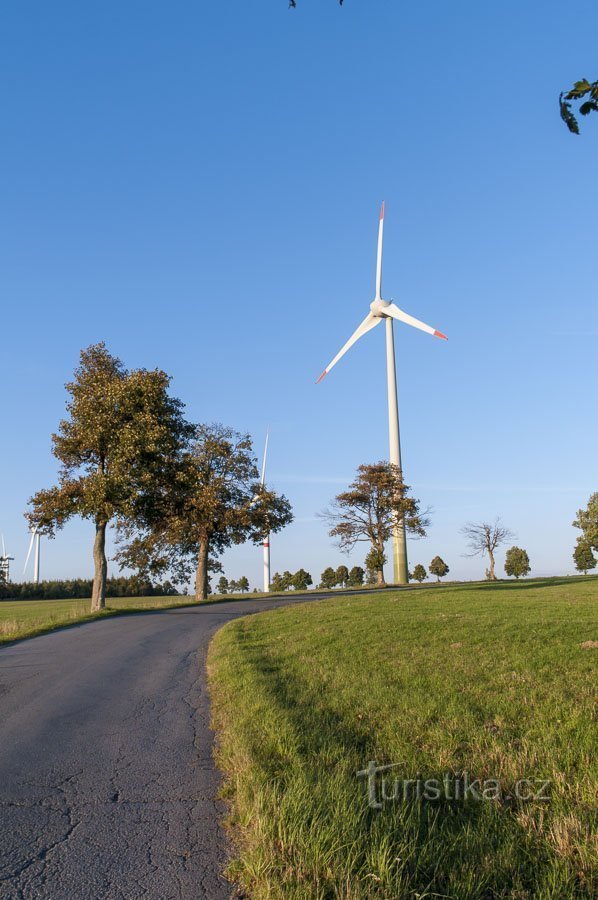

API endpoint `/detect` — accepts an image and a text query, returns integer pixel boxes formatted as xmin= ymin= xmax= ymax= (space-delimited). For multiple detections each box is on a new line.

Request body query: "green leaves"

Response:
xmin=560 ymin=77 xmax=598 ymax=134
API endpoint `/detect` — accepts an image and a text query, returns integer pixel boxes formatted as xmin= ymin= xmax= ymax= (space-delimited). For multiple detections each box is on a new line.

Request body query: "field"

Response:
xmin=208 ymin=577 xmax=598 ymax=899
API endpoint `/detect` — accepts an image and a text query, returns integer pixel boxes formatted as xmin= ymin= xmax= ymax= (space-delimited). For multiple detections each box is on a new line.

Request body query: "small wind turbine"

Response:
xmin=316 ymin=202 xmax=447 ymax=585
xmin=0 ymin=534 xmax=14 ymax=584
xmin=23 ymin=526 xmax=41 ymax=584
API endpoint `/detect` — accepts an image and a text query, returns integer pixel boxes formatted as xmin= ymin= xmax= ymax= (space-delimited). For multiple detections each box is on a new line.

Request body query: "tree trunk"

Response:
xmin=376 ymin=568 xmax=385 ymax=587
xmin=487 ymin=549 xmax=496 ymax=580
xmin=195 ymin=536 xmax=209 ymax=601
xmin=91 ymin=521 xmax=108 ymax=611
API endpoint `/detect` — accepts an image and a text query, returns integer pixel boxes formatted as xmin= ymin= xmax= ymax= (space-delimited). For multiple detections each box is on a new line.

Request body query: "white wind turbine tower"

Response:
xmin=316 ymin=202 xmax=447 ymax=585
xmin=259 ymin=431 xmax=270 ymax=593
xmin=24 ymin=526 xmax=41 ymax=584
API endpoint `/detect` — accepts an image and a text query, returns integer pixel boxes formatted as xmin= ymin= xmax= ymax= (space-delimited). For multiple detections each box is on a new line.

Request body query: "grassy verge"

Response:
xmin=0 ymin=595 xmax=209 ymax=644
xmin=208 ymin=577 xmax=598 ymax=898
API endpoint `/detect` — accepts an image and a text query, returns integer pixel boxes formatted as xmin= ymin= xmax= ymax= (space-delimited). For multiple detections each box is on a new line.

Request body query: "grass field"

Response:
xmin=208 ymin=577 xmax=598 ymax=899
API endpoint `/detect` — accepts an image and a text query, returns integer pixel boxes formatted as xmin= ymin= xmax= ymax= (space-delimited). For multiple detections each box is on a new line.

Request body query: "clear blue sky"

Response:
xmin=1 ymin=1 xmax=597 ymax=587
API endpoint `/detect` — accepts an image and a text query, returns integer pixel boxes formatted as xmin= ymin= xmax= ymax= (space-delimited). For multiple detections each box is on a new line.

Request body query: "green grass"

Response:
xmin=0 ymin=594 xmax=208 ymax=643
xmin=208 ymin=577 xmax=598 ymax=899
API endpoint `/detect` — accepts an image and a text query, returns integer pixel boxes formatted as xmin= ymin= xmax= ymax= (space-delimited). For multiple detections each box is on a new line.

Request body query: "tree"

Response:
xmin=560 ymin=79 xmax=598 ymax=134
xmin=271 ymin=572 xmax=285 ymax=591
xmin=336 ymin=564 xmax=349 ymax=588
xmin=573 ymin=493 xmax=598 ymax=551
xmin=117 ymin=424 xmax=293 ymax=602
xmin=26 ymin=344 xmax=192 ymax=611
xmin=364 ymin=547 xmax=387 ymax=585
xmin=323 ymin=463 xmax=428 ymax=586
xmin=504 ymin=546 xmax=531 ymax=579
xmin=237 ymin=576 xmax=250 ymax=593
xmin=348 ymin=565 xmax=365 ymax=587
xmin=292 ymin=568 xmax=312 ymax=591
xmin=228 ymin=579 xmax=238 ymax=593
xmin=411 ymin=564 xmax=427 ymax=583
xmin=573 ymin=539 xmax=597 ymax=575
xmin=429 ymin=556 xmax=449 ymax=582
xmin=461 ymin=518 xmax=514 ymax=581
xmin=320 ymin=566 xmax=338 ymax=589
xmin=216 ymin=576 xmax=229 ymax=594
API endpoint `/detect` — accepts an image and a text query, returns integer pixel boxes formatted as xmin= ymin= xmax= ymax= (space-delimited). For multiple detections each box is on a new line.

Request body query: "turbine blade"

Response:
xmin=376 ymin=202 xmax=384 ymax=298
xmin=23 ymin=531 xmax=35 ymax=575
xmin=1 ymin=533 xmax=5 ymax=557
xmin=316 ymin=313 xmax=381 ymax=383
xmin=385 ymin=302 xmax=447 ymax=340
xmin=260 ymin=430 xmax=269 ymax=487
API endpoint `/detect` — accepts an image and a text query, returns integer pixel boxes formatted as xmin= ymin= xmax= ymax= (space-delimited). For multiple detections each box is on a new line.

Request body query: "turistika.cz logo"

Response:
xmin=357 ymin=760 xmax=551 ymax=810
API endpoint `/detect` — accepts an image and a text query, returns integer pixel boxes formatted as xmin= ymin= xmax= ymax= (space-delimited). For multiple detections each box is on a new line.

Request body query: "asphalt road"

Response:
xmin=0 ymin=589 xmax=396 ymax=899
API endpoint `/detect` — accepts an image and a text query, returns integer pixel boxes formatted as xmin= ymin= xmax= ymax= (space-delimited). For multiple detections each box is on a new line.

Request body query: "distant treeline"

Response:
xmin=0 ymin=577 xmax=180 ymax=601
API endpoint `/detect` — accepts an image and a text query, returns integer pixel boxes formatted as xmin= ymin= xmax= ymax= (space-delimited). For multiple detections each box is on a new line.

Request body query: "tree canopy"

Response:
xmin=320 ymin=566 xmax=338 ymax=589
xmin=411 ymin=564 xmax=427 ymax=583
xmin=429 ymin=556 xmax=449 ymax=582
xmin=573 ymin=539 xmax=596 ymax=575
xmin=117 ymin=424 xmax=293 ymax=601
xmin=573 ymin=493 xmax=598 ymax=551
xmin=504 ymin=546 xmax=531 ymax=579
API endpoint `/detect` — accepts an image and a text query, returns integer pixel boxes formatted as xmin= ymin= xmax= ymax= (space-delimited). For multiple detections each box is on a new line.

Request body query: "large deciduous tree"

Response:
xmin=323 ymin=463 xmax=428 ymax=586
xmin=461 ymin=518 xmax=514 ymax=581
xmin=26 ymin=344 xmax=192 ymax=611
xmin=117 ymin=424 xmax=293 ymax=602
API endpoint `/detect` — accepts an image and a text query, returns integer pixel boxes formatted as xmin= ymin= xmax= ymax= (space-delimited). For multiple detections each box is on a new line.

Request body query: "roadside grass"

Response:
xmin=0 ymin=595 xmax=207 ymax=644
xmin=208 ymin=577 xmax=598 ymax=899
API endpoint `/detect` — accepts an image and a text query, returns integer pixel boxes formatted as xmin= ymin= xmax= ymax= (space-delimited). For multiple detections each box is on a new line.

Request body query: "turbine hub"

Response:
xmin=370 ymin=298 xmax=390 ymax=317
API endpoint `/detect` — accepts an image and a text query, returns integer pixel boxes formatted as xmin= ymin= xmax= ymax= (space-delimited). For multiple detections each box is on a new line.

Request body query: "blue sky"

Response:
xmin=1 ymin=1 xmax=597 ymax=587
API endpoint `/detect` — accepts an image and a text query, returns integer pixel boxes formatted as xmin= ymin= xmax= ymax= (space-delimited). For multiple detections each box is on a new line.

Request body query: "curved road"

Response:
xmin=0 ymin=590 xmax=396 ymax=898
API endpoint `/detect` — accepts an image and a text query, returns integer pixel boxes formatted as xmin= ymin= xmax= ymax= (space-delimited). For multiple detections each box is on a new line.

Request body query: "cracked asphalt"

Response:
xmin=0 ymin=594 xmax=341 ymax=900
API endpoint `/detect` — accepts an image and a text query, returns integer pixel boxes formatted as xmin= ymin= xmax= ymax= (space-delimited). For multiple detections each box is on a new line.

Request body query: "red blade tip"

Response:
xmin=380 ymin=201 xmax=385 ymax=221
xmin=316 ymin=370 xmax=327 ymax=384
xmin=434 ymin=330 xmax=448 ymax=341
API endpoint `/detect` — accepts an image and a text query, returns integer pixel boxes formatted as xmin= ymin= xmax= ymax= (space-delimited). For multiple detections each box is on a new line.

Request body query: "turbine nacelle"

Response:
xmin=370 ymin=297 xmax=391 ymax=317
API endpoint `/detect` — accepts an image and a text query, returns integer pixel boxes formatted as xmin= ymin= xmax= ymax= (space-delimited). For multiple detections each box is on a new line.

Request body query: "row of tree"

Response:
xmin=215 ymin=576 xmax=250 ymax=594
xmin=27 ymin=344 xmax=293 ymax=611
xmin=0 ymin=577 xmax=178 ymax=602
xmin=323 ymin=467 xmax=598 ymax=584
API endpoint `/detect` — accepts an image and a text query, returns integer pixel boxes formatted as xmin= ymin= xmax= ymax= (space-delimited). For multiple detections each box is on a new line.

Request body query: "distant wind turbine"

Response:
xmin=316 ymin=202 xmax=447 ymax=584
xmin=0 ymin=534 xmax=15 ymax=584
xmin=23 ymin=526 xmax=41 ymax=584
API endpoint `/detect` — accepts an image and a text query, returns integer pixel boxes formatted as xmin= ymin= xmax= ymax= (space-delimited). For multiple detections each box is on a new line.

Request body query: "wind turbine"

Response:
xmin=23 ymin=526 xmax=41 ymax=584
xmin=0 ymin=534 xmax=14 ymax=584
xmin=316 ymin=202 xmax=447 ymax=584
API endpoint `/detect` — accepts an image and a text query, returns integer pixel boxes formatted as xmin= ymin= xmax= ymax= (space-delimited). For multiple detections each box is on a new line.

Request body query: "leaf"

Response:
xmin=559 ymin=94 xmax=580 ymax=134
xmin=579 ymin=100 xmax=598 ymax=116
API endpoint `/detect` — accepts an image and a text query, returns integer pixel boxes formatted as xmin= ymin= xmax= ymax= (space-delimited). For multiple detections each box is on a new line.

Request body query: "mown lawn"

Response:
xmin=208 ymin=577 xmax=598 ymax=899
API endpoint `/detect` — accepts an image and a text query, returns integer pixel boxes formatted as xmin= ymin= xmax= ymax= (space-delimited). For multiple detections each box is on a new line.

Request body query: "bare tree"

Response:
xmin=461 ymin=518 xmax=514 ymax=581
